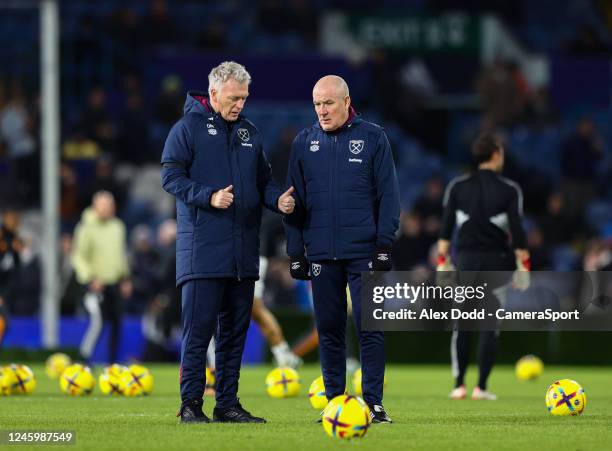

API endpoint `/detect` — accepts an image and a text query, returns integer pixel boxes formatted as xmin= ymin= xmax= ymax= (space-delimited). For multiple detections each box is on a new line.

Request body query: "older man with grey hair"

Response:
xmin=161 ymin=61 xmax=295 ymax=424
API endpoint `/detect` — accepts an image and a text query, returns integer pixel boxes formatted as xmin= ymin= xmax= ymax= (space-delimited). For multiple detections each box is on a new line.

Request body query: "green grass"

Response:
xmin=1 ymin=363 xmax=611 ymax=450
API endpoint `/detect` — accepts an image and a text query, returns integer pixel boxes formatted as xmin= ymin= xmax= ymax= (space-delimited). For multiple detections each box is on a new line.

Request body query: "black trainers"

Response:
xmin=177 ymin=399 xmax=210 ymax=423
xmin=369 ymin=404 xmax=392 ymax=423
xmin=213 ymin=402 xmax=266 ymax=423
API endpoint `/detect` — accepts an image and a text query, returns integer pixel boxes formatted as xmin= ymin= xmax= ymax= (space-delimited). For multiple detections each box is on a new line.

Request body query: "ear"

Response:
xmin=345 ymin=95 xmax=351 ymax=110
xmin=210 ymin=88 xmax=218 ymax=104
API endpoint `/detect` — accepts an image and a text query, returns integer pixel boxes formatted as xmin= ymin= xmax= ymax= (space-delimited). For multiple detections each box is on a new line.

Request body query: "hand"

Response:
xmin=435 ymin=254 xmax=456 ymax=287
xmin=89 ymin=279 xmax=104 ymax=293
xmin=211 ymin=185 xmax=234 ymax=209
xmin=370 ymin=247 xmax=392 ymax=272
xmin=120 ymin=279 xmax=133 ymax=299
xmin=435 ymin=254 xmax=456 ymax=272
xmin=512 ymin=256 xmax=531 ymax=291
xmin=278 ymin=186 xmax=296 ymax=214
xmin=289 ymin=255 xmax=311 ymax=280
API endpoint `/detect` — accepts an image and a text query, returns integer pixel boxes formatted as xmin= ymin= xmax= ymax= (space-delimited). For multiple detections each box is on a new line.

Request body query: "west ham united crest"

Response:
xmin=237 ymin=128 xmax=250 ymax=142
xmin=349 ymin=139 xmax=364 ymax=154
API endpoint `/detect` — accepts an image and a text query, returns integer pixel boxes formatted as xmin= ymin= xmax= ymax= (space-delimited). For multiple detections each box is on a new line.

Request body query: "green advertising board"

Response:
xmin=347 ymin=13 xmax=481 ymax=54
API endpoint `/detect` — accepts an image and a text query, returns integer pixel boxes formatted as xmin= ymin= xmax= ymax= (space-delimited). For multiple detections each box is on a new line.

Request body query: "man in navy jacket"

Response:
xmin=161 ymin=61 xmax=295 ymax=423
xmin=284 ymin=75 xmax=400 ymax=423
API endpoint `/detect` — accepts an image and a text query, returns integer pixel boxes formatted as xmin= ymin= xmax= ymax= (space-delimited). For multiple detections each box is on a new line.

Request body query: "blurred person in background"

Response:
xmin=127 ymin=225 xmax=160 ymax=314
xmin=437 ymin=133 xmax=530 ymax=401
xmin=476 ymin=60 xmax=527 ymax=127
xmin=161 ymin=61 xmax=295 ymax=424
xmin=155 ymin=75 xmax=184 ymax=126
xmin=79 ymin=86 xmax=116 ymax=154
xmin=142 ymin=219 xmax=181 ymax=362
xmin=4 ymin=229 xmax=40 ymax=316
xmin=560 ymin=118 xmax=604 ymax=221
xmin=285 ymin=75 xmax=400 ymax=423
xmin=0 ymin=83 xmax=38 ymax=206
xmin=0 ymin=210 xmax=22 ymax=311
xmin=0 ymin=210 xmax=22 ymax=349
xmin=82 ymin=156 xmax=128 ymax=214
xmin=392 ymin=211 xmax=434 ymax=270
xmin=72 ymin=191 xmax=132 ymax=363
xmin=60 ymin=162 xmax=82 ymax=229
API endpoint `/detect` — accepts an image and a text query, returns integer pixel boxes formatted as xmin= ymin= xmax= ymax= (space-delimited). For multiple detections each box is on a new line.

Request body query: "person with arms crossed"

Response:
xmin=284 ymin=75 xmax=400 ymax=423
xmin=436 ymin=133 xmax=530 ymax=401
xmin=161 ymin=61 xmax=295 ymax=423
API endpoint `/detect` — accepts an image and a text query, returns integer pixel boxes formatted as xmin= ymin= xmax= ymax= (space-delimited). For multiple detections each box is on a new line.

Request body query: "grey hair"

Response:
xmin=208 ymin=61 xmax=251 ymax=97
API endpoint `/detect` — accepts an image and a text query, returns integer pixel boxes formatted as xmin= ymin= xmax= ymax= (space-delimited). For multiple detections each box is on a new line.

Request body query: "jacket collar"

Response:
xmin=183 ymin=90 xmax=245 ymax=125
xmin=314 ymin=106 xmax=360 ymax=134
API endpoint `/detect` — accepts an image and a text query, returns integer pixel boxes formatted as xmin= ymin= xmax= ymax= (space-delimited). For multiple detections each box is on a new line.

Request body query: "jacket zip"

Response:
xmin=224 ymin=117 xmax=242 ymax=281
xmin=330 ymin=135 xmax=337 ymax=260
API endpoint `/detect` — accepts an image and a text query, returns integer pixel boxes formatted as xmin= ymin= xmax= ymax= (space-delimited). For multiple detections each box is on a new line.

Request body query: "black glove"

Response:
xmin=370 ymin=247 xmax=393 ymax=272
xmin=289 ymin=255 xmax=311 ymax=280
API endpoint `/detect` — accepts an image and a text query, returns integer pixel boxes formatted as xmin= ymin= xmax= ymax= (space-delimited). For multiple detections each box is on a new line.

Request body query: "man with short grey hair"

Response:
xmin=285 ymin=75 xmax=400 ymax=423
xmin=161 ymin=61 xmax=295 ymax=423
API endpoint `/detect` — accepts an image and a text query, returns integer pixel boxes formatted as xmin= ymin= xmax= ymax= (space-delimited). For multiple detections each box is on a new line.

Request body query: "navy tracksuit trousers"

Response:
xmin=310 ymin=258 xmax=385 ymax=406
xmin=180 ymin=278 xmax=254 ymax=408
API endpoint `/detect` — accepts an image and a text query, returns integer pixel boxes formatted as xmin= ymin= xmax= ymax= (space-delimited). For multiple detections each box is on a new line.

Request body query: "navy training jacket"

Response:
xmin=161 ymin=91 xmax=282 ymax=286
xmin=284 ymin=113 xmax=400 ymax=261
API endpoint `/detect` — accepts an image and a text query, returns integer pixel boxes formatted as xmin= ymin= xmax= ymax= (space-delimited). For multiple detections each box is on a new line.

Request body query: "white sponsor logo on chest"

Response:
xmin=310 ymin=140 xmax=319 ymax=152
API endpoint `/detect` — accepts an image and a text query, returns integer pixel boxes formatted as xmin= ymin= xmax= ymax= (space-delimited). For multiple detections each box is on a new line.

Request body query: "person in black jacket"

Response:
xmin=161 ymin=61 xmax=295 ymax=424
xmin=284 ymin=75 xmax=400 ymax=423
xmin=437 ymin=133 xmax=530 ymax=401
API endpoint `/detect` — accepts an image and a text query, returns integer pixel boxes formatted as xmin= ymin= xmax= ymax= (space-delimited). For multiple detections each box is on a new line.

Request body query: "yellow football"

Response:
xmin=60 ymin=364 xmax=95 ymax=396
xmin=99 ymin=364 xmax=128 ymax=395
xmin=308 ymin=375 xmax=328 ymax=410
xmin=45 ymin=352 xmax=72 ymax=379
xmin=322 ymin=394 xmax=371 ymax=439
xmin=265 ymin=367 xmax=301 ymax=398
xmin=546 ymin=379 xmax=586 ymax=416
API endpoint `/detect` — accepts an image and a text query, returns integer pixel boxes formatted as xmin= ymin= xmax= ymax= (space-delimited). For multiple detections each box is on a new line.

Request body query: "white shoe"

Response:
xmin=449 ymin=385 xmax=466 ymax=399
xmin=471 ymin=387 xmax=497 ymax=400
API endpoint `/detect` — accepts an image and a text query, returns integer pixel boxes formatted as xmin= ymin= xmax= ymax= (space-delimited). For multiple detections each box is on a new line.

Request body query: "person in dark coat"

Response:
xmin=161 ymin=61 xmax=295 ymax=424
xmin=284 ymin=75 xmax=400 ymax=423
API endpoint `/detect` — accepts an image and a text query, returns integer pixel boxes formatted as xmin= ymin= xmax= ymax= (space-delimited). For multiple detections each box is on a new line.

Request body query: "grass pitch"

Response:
xmin=1 ymin=363 xmax=611 ymax=450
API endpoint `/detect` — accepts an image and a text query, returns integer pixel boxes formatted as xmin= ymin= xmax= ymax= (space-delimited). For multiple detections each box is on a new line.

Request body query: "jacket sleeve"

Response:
xmin=283 ymin=135 xmax=307 ymax=257
xmin=257 ymin=147 xmax=283 ymax=213
xmin=439 ymin=180 xmax=457 ymax=240
xmin=373 ymin=130 xmax=400 ymax=248
xmin=71 ymin=222 xmax=93 ymax=284
xmin=507 ymin=183 xmax=527 ymax=249
xmin=160 ymin=118 xmax=215 ymax=209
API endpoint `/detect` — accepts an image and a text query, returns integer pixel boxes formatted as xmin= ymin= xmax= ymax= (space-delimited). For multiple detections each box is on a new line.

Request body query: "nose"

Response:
xmin=236 ymin=99 xmax=245 ymax=110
